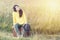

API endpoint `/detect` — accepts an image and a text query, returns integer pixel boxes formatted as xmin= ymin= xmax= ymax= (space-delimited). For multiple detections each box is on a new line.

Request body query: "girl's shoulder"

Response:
xmin=12 ymin=12 xmax=18 ymax=16
xmin=13 ymin=12 xmax=18 ymax=14
xmin=13 ymin=12 xmax=16 ymax=14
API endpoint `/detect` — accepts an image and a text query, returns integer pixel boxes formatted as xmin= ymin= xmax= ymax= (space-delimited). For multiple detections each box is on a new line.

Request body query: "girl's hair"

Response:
xmin=13 ymin=5 xmax=19 ymax=12
xmin=19 ymin=9 xmax=23 ymax=17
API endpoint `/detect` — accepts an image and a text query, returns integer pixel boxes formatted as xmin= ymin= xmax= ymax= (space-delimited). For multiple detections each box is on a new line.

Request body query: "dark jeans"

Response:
xmin=14 ymin=23 xmax=31 ymax=36
xmin=14 ymin=23 xmax=23 ymax=36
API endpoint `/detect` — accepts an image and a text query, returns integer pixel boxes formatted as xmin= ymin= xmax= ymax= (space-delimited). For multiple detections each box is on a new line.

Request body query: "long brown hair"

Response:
xmin=19 ymin=9 xmax=23 ymax=17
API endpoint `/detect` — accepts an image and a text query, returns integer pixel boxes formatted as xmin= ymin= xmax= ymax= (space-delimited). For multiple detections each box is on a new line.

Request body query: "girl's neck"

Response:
xmin=17 ymin=11 xmax=19 ymax=12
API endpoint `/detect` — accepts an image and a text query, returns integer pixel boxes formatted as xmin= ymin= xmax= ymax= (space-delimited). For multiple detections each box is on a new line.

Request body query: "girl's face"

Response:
xmin=15 ymin=6 xmax=20 ymax=11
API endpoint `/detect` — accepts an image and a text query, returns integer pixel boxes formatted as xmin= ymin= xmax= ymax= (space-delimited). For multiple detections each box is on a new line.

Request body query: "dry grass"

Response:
xmin=0 ymin=31 xmax=60 ymax=40
xmin=0 ymin=0 xmax=60 ymax=35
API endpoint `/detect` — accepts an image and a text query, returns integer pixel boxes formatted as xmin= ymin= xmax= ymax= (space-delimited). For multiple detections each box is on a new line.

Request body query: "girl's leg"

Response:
xmin=14 ymin=24 xmax=20 ymax=37
xmin=20 ymin=27 xmax=25 ymax=37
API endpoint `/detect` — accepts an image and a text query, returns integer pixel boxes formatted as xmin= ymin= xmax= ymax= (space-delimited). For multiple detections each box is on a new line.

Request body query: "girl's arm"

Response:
xmin=12 ymin=12 xmax=16 ymax=26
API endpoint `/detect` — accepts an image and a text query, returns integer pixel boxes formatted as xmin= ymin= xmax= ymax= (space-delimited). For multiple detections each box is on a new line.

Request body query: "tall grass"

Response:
xmin=0 ymin=0 xmax=60 ymax=34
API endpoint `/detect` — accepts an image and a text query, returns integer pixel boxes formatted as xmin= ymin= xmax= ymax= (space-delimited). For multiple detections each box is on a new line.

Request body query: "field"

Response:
xmin=0 ymin=31 xmax=60 ymax=40
xmin=0 ymin=0 xmax=60 ymax=40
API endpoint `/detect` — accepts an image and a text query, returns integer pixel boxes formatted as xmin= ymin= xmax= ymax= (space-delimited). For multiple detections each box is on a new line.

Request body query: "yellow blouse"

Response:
xmin=12 ymin=12 xmax=27 ymax=25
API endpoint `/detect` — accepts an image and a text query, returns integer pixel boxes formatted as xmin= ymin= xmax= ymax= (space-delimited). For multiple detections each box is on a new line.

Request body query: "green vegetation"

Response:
xmin=0 ymin=12 xmax=12 ymax=32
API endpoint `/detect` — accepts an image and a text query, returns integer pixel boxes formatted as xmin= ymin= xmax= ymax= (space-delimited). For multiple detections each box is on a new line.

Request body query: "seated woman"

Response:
xmin=12 ymin=5 xmax=31 ymax=37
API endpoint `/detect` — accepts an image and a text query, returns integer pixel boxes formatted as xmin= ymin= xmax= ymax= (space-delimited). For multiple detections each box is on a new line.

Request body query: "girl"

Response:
xmin=12 ymin=5 xmax=31 ymax=37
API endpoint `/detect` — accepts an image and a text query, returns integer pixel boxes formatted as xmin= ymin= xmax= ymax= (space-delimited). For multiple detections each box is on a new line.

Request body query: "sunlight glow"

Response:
xmin=46 ymin=1 xmax=59 ymax=20
xmin=48 ymin=2 xmax=57 ymax=8
xmin=47 ymin=1 xmax=58 ymax=10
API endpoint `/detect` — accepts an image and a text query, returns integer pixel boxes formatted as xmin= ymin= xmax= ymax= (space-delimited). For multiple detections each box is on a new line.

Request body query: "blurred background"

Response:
xmin=0 ymin=0 xmax=60 ymax=34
